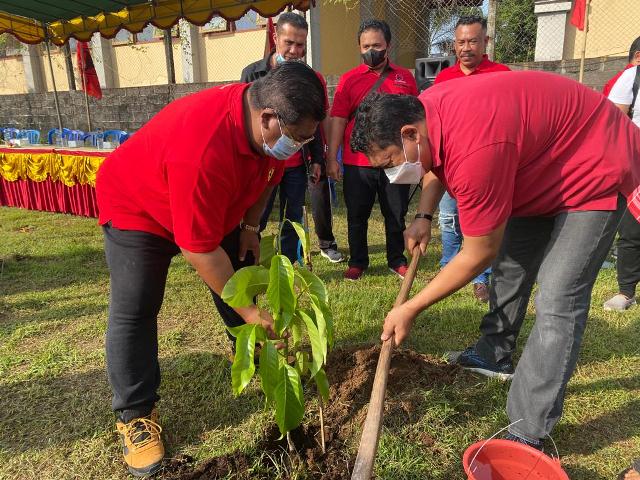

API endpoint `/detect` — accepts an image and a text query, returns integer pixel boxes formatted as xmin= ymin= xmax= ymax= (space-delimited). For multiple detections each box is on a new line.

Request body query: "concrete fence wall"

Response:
xmin=0 ymin=56 xmax=627 ymax=136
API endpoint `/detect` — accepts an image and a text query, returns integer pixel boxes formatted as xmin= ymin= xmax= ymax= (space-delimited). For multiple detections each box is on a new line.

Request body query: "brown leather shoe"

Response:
xmin=473 ymin=283 xmax=490 ymax=303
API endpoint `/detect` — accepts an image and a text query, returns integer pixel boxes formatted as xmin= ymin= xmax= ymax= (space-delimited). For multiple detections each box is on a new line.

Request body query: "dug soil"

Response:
xmin=162 ymin=344 xmax=463 ymax=480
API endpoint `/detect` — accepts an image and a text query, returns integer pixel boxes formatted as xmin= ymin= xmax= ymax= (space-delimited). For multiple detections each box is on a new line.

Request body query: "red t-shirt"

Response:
xmin=434 ymin=55 xmax=511 ymax=84
xmin=331 ymin=62 xmax=418 ymax=167
xmin=284 ymin=70 xmax=329 ymax=169
xmin=421 ymin=71 xmax=640 ymax=236
xmin=602 ymin=63 xmax=634 ymax=97
xmin=96 ymin=83 xmax=284 ymax=252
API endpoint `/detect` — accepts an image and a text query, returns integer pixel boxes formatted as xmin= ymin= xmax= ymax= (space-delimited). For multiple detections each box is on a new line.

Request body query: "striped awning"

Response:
xmin=0 ymin=0 xmax=313 ymax=45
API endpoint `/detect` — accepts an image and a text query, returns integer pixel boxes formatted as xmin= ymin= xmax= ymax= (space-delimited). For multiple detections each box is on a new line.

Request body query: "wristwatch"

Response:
xmin=240 ymin=221 xmax=260 ymax=233
xmin=414 ymin=213 xmax=433 ymax=221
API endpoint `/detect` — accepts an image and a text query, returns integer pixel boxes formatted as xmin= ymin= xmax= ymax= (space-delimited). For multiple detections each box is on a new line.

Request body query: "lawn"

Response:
xmin=1 ymin=198 xmax=639 ymax=480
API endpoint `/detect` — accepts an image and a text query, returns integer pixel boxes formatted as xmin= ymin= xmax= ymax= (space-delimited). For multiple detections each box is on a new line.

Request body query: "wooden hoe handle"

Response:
xmin=350 ymin=248 xmax=422 ymax=480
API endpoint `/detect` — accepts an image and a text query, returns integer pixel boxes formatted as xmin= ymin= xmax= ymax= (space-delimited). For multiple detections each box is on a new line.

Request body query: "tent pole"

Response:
xmin=42 ymin=22 xmax=64 ymax=133
xmin=578 ymin=0 xmax=591 ymax=84
xmin=79 ymin=50 xmax=93 ymax=131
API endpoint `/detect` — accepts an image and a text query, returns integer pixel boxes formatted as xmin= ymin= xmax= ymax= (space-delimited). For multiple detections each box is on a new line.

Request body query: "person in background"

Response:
xmin=603 ymin=36 xmax=640 ymax=313
xmin=241 ymin=12 xmax=344 ymax=264
xmin=350 ymin=71 xmax=639 ymax=451
xmin=602 ymin=36 xmax=640 ymax=97
xmin=95 ymin=63 xmax=325 ymax=477
xmin=327 ymin=19 xmax=418 ymax=281
xmin=432 ymin=15 xmax=511 ymax=302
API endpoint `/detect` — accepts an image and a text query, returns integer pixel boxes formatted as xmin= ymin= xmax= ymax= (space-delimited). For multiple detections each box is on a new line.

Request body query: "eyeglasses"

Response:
xmin=277 ymin=115 xmax=315 ymax=146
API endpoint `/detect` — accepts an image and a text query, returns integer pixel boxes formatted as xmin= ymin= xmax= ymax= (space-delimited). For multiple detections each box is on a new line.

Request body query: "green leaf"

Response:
xmin=259 ymin=341 xmax=279 ymax=406
xmin=311 ymin=294 xmax=334 ymax=349
xmin=222 ymin=266 xmax=270 ymax=307
xmin=294 ymin=268 xmax=328 ymax=304
xmin=298 ymin=309 xmax=325 ymax=377
xmin=286 ymin=220 xmax=311 ymax=264
xmin=290 ymin=314 xmax=303 ymax=349
xmin=259 ymin=235 xmax=276 ymax=268
xmin=295 ymin=350 xmax=310 ymax=377
xmin=266 ymin=255 xmax=295 ymax=334
xmin=231 ymin=324 xmax=258 ymax=396
xmin=314 ymin=368 xmax=330 ymax=403
xmin=275 ymin=364 xmax=305 ymax=437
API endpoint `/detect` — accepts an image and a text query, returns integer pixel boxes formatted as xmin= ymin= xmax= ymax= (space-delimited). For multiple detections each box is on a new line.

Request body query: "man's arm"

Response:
xmin=181 ymin=246 xmax=277 ymax=335
xmin=404 ymin=172 xmax=445 ymax=255
xmin=326 ymin=117 xmax=348 ymax=180
xmin=614 ymin=103 xmax=631 ymax=115
xmin=381 ymin=223 xmax=506 ymax=345
xmin=238 ymin=185 xmax=275 ymax=263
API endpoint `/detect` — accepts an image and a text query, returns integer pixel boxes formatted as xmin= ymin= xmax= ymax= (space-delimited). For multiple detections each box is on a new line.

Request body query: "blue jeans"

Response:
xmin=438 ymin=192 xmax=491 ymax=284
xmin=260 ymin=164 xmax=307 ymax=263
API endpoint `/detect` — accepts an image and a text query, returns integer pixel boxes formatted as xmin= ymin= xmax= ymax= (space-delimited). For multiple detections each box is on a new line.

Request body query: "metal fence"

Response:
xmin=0 ymin=0 xmax=638 ymax=95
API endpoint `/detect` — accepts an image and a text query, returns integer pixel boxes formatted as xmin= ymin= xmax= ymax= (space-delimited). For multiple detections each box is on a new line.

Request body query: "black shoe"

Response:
xmin=449 ymin=346 xmax=514 ymax=381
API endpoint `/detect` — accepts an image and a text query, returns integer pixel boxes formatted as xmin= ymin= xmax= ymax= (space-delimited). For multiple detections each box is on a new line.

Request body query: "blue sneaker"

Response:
xmin=449 ymin=346 xmax=514 ymax=381
xmin=504 ymin=432 xmax=544 ymax=451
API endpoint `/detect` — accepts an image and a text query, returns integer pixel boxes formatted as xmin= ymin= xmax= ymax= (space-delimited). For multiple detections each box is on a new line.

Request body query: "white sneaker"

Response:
xmin=603 ymin=294 xmax=636 ymax=311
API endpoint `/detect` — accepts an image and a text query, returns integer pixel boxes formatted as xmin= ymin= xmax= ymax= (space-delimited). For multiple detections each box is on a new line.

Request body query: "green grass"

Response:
xmin=1 ymin=198 xmax=639 ymax=480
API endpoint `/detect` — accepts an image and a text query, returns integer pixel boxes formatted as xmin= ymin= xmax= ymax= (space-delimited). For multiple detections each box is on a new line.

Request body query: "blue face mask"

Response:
xmin=275 ymin=53 xmax=287 ymax=65
xmin=261 ymin=116 xmax=303 ymax=161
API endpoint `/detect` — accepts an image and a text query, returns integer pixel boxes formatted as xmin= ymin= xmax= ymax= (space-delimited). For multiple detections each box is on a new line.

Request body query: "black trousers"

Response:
xmin=616 ymin=209 xmax=640 ymax=298
xmin=343 ymin=164 xmax=409 ymax=269
xmin=103 ymin=224 xmax=251 ymax=422
xmin=308 ymin=164 xmax=337 ymax=249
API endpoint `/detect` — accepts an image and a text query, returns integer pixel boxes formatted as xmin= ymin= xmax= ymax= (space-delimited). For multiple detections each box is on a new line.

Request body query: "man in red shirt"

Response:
xmin=349 ymin=72 xmax=639 ymax=450
xmin=433 ymin=15 xmax=510 ymax=303
xmin=327 ymin=19 xmax=418 ymax=281
xmin=95 ymin=62 xmax=325 ymax=477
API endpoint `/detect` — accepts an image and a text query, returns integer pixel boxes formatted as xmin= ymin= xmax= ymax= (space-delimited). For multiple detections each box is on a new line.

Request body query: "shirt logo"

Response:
xmin=267 ymin=168 xmax=275 ymax=182
xmin=394 ymin=73 xmax=407 ymax=85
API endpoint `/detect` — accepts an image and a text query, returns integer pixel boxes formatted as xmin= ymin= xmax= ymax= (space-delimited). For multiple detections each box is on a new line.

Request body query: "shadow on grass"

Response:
xmin=0 ymin=352 xmax=260 ymax=455
xmin=0 ymin=245 xmax=107 ymax=297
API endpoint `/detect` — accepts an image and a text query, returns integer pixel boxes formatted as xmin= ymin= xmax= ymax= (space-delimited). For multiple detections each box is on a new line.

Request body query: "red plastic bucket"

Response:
xmin=463 ymin=439 xmax=569 ymax=480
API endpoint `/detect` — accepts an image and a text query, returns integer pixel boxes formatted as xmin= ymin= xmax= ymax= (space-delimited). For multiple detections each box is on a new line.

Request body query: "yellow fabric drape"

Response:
xmin=0 ymin=151 xmax=105 ymax=187
xmin=0 ymin=0 xmax=312 ymax=46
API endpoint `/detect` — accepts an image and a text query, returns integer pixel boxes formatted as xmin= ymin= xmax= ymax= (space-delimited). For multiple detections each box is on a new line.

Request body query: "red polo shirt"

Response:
xmin=331 ymin=62 xmax=418 ymax=167
xmin=421 ymin=71 xmax=640 ymax=236
xmin=96 ymin=83 xmax=284 ymax=253
xmin=434 ymin=55 xmax=510 ymax=84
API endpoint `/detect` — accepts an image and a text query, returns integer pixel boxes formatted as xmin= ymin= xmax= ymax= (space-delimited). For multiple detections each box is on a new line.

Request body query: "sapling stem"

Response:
xmin=287 ymin=431 xmax=295 ymax=453
xmin=319 ymin=397 xmax=326 ymax=454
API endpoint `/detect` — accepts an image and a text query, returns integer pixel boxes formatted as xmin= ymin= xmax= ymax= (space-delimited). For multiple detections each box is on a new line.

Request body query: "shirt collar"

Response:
xmin=356 ymin=60 xmax=398 ymax=74
xmin=231 ymin=83 xmax=257 ymax=157
xmin=455 ymin=54 xmax=491 ymax=74
xmin=255 ymin=54 xmax=273 ymax=75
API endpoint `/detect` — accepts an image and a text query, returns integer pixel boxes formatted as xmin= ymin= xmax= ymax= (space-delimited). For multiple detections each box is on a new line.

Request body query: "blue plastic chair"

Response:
xmin=47 ymin=128 xmax=71 ymax=144
xmin=103 ymin=129 xmax=129 ymax=144
xmin=3 ymin=127 xmax=19 ymax=140
xmin=18 ymin=129 xmax=40 ymax=144
xmin=83 ymin=132 xmax=103 ymax=147
xmin=67 ymin=130 xmax=86 ymax=141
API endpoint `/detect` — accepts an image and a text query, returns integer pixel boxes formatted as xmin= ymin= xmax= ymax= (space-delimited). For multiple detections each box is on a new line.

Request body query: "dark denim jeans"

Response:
xmin=260 ymin=164 xmax=307 ymax=263
xmin=438 ymin=191 xmax=491 ymax=284
xmin=472 ymin=205 xmax=623 ymax=441
xmin=308 ymin=164 xmax=338 ymax=250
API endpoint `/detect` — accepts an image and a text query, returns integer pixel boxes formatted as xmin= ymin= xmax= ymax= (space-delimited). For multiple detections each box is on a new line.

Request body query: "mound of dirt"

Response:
xmin=162 ymin=344 xmax=463 ymax=480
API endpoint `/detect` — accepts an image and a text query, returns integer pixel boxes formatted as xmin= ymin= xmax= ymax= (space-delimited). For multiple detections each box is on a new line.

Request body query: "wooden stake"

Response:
xmin=319 ymin=397 xmax=326 ymax=454
xmin=351 ymin=248 xmax=421 ymax=480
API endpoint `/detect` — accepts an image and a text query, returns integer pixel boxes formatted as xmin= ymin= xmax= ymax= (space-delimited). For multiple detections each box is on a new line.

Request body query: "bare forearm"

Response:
xmin=244 ymin=186 xmax=274 ymax=226
xmin=416 ymin=172 xmax=445 ymax=214
xmin=181 ymin=247 xmax=235 ymax=297
xmin=327 ymin=117 xmax=347 ymax=161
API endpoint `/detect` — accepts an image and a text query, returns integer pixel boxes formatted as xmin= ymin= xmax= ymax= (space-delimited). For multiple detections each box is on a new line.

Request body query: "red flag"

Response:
xmin=264 ymin=17 xmax=276 ymax=58
xmin=76 ymin=41 xmax=102 ymax=99
xmin=570 ymin=0 xmax=587 ymax=31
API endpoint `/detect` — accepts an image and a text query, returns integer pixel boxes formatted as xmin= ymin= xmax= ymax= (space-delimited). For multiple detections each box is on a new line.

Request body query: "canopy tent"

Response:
xmin=0 ymin=0 xmax=313 ymax=134
xmin=0 ymin=0 xmax=313 ymax=45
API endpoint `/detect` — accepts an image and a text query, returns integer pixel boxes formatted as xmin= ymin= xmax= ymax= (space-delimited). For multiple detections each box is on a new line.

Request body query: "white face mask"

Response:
xmin=385 ymin=140 xmax=425 ymax=184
